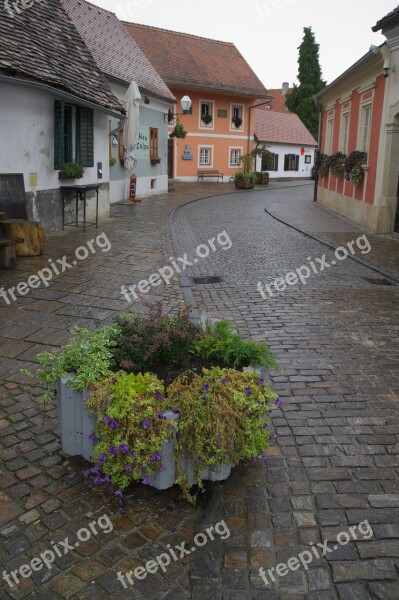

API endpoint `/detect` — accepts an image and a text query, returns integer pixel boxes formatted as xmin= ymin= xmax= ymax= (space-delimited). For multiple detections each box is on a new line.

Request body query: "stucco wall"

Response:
xmin=254 ymin=143 xmax=315 ymax=179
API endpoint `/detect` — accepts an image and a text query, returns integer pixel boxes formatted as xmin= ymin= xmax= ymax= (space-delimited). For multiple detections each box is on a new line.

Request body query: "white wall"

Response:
xmin=255 ymin=142 xmax=316 ymax=178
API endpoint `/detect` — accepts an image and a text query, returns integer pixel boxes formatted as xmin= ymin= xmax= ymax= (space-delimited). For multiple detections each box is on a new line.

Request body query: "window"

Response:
xmin=54 ymin=100 xmax=94 ymax=169
xmin=199 ymin=147 xmax=212 ymax=165
xmin=326 ymin=118 xmax=334 ymax=155
xmin=340 ymin=112 xmax=350 ymax=154
xmin=230 ymin=148 xmax=241 ymax=166
xmin=150 ymin=128 xmax=159 ymax=161
xmin=200 ymin=102 xmax=214 ymax=126
xmin=263 ymin=152 xmax=278 ymax=171
xmin=360 ymin=105 xmax=372 ymax=153
xmin=284 ymin=154 xmax=299 ymax=171
xmin=231 ymin=104 xmax=243 ymax=129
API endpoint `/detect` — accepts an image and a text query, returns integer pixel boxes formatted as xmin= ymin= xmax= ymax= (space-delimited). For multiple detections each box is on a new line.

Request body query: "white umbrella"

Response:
xmin=123 ymin=81 xmax=141 ymax=171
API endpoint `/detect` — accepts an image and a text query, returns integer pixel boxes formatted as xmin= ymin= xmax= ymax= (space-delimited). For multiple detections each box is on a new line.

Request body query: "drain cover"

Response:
xmin=364 ymin=277 xmax=395 ymax=286
xmin=192 ymin=276 xmax=222 ymax=284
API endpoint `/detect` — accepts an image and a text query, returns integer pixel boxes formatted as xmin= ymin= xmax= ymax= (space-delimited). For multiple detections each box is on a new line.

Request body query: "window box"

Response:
xmin=150 ymin=157 xmax=161 ymax=165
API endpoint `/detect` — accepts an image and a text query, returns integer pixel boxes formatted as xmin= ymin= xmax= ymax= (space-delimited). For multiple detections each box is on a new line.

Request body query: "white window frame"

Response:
xmin=198 ymin=145 xmax=213 ymax=167
xmin=326 ymin=117 xmax=334 ymax=155
xmin=358 ymin=103 xmax=373 ymax=154
xmin=230 ymin=103 xmax=244 ymax=131
xmin=199 ymin=100 xmax=215 ymax=129
xmin=229 ymin=146 xmax=243 ymax=168
xmin=339 ymin=111 xmax=350 ymax=154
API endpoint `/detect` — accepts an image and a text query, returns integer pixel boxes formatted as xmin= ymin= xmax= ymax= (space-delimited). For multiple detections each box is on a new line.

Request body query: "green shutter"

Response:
xmin=76 ymin=107 xmax=94 ymax=167
xmin=54 ymin=100 xmax=64 ymax=170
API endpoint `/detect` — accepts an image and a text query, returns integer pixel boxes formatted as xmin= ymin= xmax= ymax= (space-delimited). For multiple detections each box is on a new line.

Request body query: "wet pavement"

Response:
xmin=0 ymin=182 xmax=398 ymax=599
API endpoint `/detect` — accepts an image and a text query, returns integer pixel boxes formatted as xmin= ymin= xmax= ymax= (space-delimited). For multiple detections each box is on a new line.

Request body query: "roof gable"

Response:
xmin=372 ymin=5 xmax=399 ymax=31
xmin=255 ymin=109 xmax=317 ymax=146
xmin=0 ymin=0 xmax=123 ymax=113
xmin=61 ymin=0 xmax=174 ymax=102
xmin=123 ymin=22 xmax=269 ymax=98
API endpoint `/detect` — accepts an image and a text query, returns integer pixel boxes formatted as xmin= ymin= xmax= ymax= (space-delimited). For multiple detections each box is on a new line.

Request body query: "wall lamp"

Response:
xmin=165 ymin=95 xmax=192 ymax=122
xmin=144 ymin=96 xmax=150 ymax=104
xmin=383 ymin=58 xmax=395 ymax=78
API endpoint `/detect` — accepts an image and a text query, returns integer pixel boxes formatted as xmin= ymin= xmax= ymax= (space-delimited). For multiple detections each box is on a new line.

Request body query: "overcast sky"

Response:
xmin=91 ymin=0 xmax=393 ymax=90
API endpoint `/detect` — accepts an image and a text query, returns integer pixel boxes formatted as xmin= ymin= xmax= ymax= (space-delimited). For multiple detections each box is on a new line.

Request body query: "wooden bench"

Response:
xmin=197 ymin=170 xmax=224 ymax=182
xmin=0 ymin=220 xmax=45 ymax=256
xmin=0 ymin=230 xmax=24 ymax=269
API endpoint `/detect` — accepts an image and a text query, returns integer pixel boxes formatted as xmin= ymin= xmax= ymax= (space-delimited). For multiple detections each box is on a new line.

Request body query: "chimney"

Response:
xmin=282 ymin=82 xmax=289 ymax=97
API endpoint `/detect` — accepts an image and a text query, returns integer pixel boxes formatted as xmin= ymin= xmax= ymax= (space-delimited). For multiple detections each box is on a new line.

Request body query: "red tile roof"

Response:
xmin=255 ymin=109 xmax=317 ymax=146
xmin=372 ymin=5 xmax=399 ymax=31
xmin=268 ymin=88 xmax=293 ymax=112
xmin=123 ymin=22 xmax=269 ymax=99
xmin=61 ymin=0 xmax=174 ymax=102
xmin=0 ymin=0 xmax=123 ymax=114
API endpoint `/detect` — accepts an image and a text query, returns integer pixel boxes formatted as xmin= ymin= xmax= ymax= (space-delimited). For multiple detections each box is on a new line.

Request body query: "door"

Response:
xmin=168 ymin=140 xmax=174 ymax=179
xmin=395 ymin=175 xmax=399 ymax=233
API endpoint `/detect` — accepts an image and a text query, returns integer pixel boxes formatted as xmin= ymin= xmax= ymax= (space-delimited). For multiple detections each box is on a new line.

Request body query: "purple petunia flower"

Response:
xmin=263 ymin=422 xmax=269 ymax=429
xmin=83 ymin=469 xmax=91 ymax=478
xmin=245 ymin=387 xmax=253 ymax=397
xmin=154 ymin=392 xmax=165 ymax=400
xmin=115 ymin=489 xmax=123 ymax=497
xmin=124 ymin=464 xmax=132 ymax=473
xmin=101 ymin=475 xmax=110 ymax=483
xmin=202 ymin=384 xmax=209 ymax=392
xmin=93 ymin=476 xmax=102 ymax=484
xmin=275 ymin=398 xmax=283 ymax=408
xmin=119 ymin=443 xmax=128 ymax=453
xmin=108 ymin=445 xmax=117 ymax=456
xmin=259 ymin=452 xmax=266 ymax=460
xmin=221 ymin=377 xmax=228 ymax=384
xmin=98 ymin=453 xmax=107 ymax=463
xmin=103 ymin=416 xmax=111 ymax=425
xmin=269 ymin=434 xmax=276 ymax=444
xmin=157 ymin=411 xmax=166 ymax=419
xmin=91 ymin=466 xmax=100 ymax=474
xmin=250 ymin=457 xmax=257 ymax=463
xmin=151 ymin=453 xmax=161 ymax=462
xmin=128 ymin=450 xmax=137 ymax=459
xmin=258 ymin=376 xmax=265 ymax=385
xmin=201 ymin=394 xmax=207 ymax=401
xmin=110 ymin=419 xmax=120 ymax=429
xmin=142 ymin=478 xmax=150 ymax=486
xmin=142 ymin=418 xmax=150 ymax=430
xmin=172 ymin=408 xmax=181 ymax=415
xmin=89 ymin=432 xmax=98 ymax=441
xmin=159 ymin=465 xmax=166 ymax=472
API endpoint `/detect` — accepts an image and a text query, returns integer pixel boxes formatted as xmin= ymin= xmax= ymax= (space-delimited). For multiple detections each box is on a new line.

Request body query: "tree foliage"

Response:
xmin=285 ymin=27 xmax=326 ymax=139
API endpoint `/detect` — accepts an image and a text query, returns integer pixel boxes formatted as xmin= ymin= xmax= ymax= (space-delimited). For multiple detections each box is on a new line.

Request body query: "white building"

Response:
xmin=254 ymin=109 xmax=317 ymax=179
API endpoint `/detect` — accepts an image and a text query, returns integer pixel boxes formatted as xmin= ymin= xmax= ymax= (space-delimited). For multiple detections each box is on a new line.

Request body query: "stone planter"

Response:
xmin=57 ymin=374 xmax=96 ymax=462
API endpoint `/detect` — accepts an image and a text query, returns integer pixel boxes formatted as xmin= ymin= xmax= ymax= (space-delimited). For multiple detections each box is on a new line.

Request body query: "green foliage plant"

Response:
xmin=60 ymin=162 xmax=84 ymax=178
xmin=170 ymin=123 xmax=187 ymax=139
xmin=316 ymin=153 xmax=330 ymax=178
xmin=345 ymin=151 xmax=367 ymax=184
xmin=21 ymin=326 xmax=119 ymax=402
xmin=329 ymin=151 xmax=346 ymax=177
xmin=195 ymin=319 xmax=279 ymax=371
xmin=168 ymin=366 xmax=277 ymax=502
xmin=240 ymin=153 xmax=254 ymax=174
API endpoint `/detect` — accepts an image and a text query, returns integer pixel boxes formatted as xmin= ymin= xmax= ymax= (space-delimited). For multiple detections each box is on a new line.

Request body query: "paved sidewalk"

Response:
xmin=0 ymin=182 xmax=398 ymax=599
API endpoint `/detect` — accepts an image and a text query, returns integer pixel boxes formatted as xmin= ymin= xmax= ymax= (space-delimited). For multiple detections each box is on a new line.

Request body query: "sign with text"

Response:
xmin=134 ymin=128 xmax=150 ymax=158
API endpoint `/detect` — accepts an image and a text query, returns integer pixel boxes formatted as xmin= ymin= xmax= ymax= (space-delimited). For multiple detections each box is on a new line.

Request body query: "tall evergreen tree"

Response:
xmin=285 ymin=27 xmax=326 ymax=139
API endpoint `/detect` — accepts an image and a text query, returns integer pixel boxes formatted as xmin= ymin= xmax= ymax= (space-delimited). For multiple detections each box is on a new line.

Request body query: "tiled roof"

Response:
xmin=123 ymin=22 xmax=269 ymax=98
xmin=255 ymin=109 xmax=317 ymax=146
xmin=0 ymin=0 xmax=123 ymax=114
xmin=61 ymin=0 xmax=174 ymax=102
xmin=268 ymin=88 xmax=293 ymax=112
xmin=372 ymin=5 xmax=399 ymax=31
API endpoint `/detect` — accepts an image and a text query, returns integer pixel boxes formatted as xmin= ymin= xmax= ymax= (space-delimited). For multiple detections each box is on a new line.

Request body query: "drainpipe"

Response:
xmin=313 ymin=98 xmax=323 ymax=202
xmin=247 ymin=98 xmax=273 ymax=154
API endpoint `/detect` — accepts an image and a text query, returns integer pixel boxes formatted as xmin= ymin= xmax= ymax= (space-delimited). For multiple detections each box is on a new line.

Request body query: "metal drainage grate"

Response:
xmin=364 ymin=277 xmax=395 ymax=286
xmin=192 ymin=276 xmax=222 ymax=284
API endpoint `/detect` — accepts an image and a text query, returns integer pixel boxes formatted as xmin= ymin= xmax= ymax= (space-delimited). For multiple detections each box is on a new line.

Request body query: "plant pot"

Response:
xmin=57 ymin=374 xmax=96 ymax=462
xmin=235 ymin=179 xmax=255 ymax=190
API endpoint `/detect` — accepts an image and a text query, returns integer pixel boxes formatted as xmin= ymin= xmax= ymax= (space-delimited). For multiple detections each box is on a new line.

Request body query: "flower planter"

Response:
xmin=235 ymin=180 xmax=255 ymax=190
xmin=58 ymin=374 xmax=96 ymax=462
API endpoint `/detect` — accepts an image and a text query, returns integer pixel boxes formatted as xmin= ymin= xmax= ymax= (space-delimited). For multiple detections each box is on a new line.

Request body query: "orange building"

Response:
xmin=123 ymin=23 xmax=270 ymax=182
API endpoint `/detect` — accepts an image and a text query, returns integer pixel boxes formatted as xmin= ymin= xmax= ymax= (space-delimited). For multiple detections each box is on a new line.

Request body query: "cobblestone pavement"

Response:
xmin=0 ymin=182 xmax=398 ymax=599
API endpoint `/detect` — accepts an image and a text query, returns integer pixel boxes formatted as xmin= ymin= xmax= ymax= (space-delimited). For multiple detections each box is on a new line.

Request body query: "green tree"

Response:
xmin=285 ymin=27 xmax=326 ymax=139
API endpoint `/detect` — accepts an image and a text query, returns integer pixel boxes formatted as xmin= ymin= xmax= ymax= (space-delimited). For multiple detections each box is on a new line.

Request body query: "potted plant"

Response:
xmin=329 ymin=151 xmax=346 ymax=177
xmin=232 ymin=116 xmax=242 ymax=128
xmin=170 ymin=123 xmax=187 ymax=139
xmin=345 ymin=150 xmax=367 ymax=185
xmin=315 ymin=153 xmax=330 ymax=178
xmin=235 ymin=154 xmax=256 ymax=189
xmin=58 ymin=162 xmax=84 ymax=179
xmin=23 ymin=304 xmax=279 ymax=503
xmin=109 ymin=157 xmax=117 ymax=167
xmin=201 ymin=113 xmax=213 ymax=125
xmin=255 ymin=172 xmax=269 ymax=185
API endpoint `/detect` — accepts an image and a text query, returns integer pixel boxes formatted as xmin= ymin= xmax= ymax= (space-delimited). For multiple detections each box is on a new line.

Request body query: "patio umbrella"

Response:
xmin=123 ymin=80 xmax=141 ymax=175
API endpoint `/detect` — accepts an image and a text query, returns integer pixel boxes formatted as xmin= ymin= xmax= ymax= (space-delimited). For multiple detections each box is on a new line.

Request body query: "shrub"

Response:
xmin=60 ymin=162 xmax=84 ymax=178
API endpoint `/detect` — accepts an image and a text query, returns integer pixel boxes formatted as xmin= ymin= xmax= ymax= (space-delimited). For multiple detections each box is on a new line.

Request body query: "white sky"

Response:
xmin=91 ymin=0 xmax=393 ymax=89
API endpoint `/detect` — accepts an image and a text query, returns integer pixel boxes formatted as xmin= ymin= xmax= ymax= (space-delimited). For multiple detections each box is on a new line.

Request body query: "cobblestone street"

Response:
xmin=0 ymin=182 xmax=398 ymax=599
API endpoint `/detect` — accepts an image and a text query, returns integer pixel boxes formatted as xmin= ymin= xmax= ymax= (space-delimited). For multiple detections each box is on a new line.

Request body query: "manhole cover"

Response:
xmin=364 ymin=277 xmax=395 ymax=286
xmin=192 ymin=276 xmax=222 ymax=284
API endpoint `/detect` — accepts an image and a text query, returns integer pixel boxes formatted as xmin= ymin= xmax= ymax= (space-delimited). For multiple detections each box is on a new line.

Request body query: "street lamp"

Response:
xmin=166 ymin=95 xmax=192 ymax=122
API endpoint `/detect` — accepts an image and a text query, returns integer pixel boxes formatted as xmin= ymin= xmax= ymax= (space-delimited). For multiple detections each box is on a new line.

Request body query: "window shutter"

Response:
xmin=295 ymin=155 xmax=299 ymax=171
xmin=150 ymin=128 xmax=159 ymax=159
xmin=76 ymin=107 xmax=94 ymax=167
xmin=54 ymin=100 xmax=64 ymax=170
xmin=284 ymin=155 xmax=289 ymax=171
xmin=275 ymin=154 xmax=279 ymax=172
